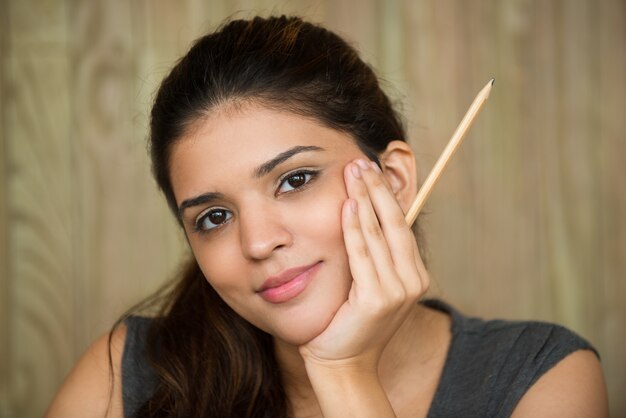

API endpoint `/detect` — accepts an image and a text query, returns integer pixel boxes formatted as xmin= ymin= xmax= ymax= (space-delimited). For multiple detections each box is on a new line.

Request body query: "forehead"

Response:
xmin=169 ymin=105 xmax=361 ymax=201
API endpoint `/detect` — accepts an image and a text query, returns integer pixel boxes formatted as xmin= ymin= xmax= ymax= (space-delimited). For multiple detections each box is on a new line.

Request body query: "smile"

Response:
xmin=257 ymin=261 xmax=323 ymax=304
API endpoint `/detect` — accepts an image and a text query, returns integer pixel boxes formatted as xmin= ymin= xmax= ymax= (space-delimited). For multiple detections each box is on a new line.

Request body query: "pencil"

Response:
xmin=405 ymin=78 xmax=495 ymax=227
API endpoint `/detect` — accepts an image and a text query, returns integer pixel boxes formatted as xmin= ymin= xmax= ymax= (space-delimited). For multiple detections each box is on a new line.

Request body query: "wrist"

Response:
xmin=304 ymin=360 xmax=380 ymax=391
xmin=299 ymin=345 xmax=381 ymax=374
xmin=303 ymin=361 xmax=394 ymax=418
xmin=303 ymin=356 xmax=379 ymax=380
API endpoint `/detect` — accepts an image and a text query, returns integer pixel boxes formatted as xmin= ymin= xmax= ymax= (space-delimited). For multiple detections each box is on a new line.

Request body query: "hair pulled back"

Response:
xmin=129 ymin=15 xmax=409 ymax=417
xmin=150 ymin=15 xmax=406 ymax=218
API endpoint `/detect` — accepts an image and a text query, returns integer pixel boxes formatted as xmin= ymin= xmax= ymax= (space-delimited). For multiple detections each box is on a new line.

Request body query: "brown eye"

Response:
xmin=287 ymin=173 xmax=306 ymax=188
xmin=209 ymin=210 xmax=227 ymax=224
xmin=196 ymin=208 xmax=232 ymax=231
xmin=277 ymin=170 xmax=316 ymax=194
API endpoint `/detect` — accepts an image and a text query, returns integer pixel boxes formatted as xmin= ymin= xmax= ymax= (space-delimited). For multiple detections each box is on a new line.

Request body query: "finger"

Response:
xmin=362 ymin=162 xmax=429 ymax=303
xmin=358 ymin=160 xmax=419 ymax=286
xmin=341 ymin=197 xmax=380 ymax=293
xmin=344 ymin=161 xmax=399 ymax=287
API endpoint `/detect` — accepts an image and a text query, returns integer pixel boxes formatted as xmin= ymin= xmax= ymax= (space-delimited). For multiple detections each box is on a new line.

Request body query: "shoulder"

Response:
xmin=470 ymin=318 xmax=608 ymax=416
xmin=511 ymin=348 xmax=608 ymax=417
xmin=45 ymin=322 xmax=128 ymax=418
xmin=428 ymin=299 xmax=599 ymax=375
xmin=425 ymin=300 xmax=608 ymax=417
xmin=120 ymin=316 xmax=160 ymax=416
xmin=462 ymin=316 xmax=599 ymax=372
xmin=461 ymin=317 xmax=609 ymax=417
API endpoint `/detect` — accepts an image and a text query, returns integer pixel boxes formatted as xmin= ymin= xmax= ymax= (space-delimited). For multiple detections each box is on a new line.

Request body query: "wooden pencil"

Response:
xmin=405 ymin=78 xmax=495 ymax=227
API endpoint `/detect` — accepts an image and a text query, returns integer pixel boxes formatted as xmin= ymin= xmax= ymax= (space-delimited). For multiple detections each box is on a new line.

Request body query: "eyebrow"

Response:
xmin=178 ymin=191 xmax=226 ymax=220
xmin=177 ymin=145 xmax=325 ymax=219
xmin=252 ymin=145 xmax=324 ymax=178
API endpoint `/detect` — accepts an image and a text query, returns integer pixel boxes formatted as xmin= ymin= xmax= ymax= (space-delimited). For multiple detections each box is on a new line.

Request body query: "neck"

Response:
xmin=274 ymin=337 xmax=319 ymax=416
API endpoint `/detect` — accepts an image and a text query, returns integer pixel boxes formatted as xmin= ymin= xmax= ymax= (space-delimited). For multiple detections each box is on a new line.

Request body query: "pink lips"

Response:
xmin=258 ymin=261 xmax=322 ymax=304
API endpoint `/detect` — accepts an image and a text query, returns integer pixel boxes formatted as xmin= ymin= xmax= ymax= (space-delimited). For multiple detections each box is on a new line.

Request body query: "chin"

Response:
xmin=270 ymin=291 xmax=345 ymax=346
xmin=275 ymin=320 xmax=332 ymax=347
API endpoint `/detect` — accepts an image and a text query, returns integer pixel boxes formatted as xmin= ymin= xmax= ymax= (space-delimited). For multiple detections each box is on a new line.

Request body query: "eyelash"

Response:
xmin=193 ymin=169 xmax=320 ymax=234
xmin=276 ymin=168 xmax=318 ymax=196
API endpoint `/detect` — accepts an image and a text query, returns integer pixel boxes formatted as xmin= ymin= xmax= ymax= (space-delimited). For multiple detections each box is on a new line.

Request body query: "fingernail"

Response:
xmin=356 ymin=159 xmax=369 ymax=170
xmin=351 ymin=164 xmax=361 ymax=178
xmin=350 ymin=199 xmax=357 ymax=213
xmin=370 ymin=161 xmax=382 ymax=173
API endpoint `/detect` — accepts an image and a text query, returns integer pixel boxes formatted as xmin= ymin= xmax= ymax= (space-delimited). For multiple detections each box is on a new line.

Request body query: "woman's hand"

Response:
xmin=299 ymin=158 xmax=429 ymax=371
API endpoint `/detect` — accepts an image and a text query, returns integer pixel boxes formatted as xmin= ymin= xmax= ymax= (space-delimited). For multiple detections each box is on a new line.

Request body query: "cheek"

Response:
xmin=300 ymin=172 xmax=348 ymax=244
xmin=190 ymin=235 xmax=247 ymax=295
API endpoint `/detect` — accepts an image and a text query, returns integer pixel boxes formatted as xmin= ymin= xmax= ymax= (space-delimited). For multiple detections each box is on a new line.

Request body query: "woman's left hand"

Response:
xmin=299 ymin=158 xmax=430 ymax=372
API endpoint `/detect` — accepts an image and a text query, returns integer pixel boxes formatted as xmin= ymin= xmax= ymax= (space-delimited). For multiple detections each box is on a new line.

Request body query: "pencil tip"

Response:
xmin=490 ymin=78 xmax=495 ymax=85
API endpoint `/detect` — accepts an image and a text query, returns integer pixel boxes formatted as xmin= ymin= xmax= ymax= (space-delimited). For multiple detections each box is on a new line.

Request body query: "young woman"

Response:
xmin=46 ymin=16 xmax=608 ymax=418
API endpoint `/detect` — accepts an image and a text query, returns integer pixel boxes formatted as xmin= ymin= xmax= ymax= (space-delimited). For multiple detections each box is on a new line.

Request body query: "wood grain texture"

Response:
xmin=1 ymin=1 xmax=11 ymax=416
xmin=5 ymin=1 xmax=74 ymax=416
xmin=2 ymin=1 xmax=624 ymax=416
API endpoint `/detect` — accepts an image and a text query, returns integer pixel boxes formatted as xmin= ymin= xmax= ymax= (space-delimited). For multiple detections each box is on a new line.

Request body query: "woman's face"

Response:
xmin=170 ymin=104 xmax=371 ymax=345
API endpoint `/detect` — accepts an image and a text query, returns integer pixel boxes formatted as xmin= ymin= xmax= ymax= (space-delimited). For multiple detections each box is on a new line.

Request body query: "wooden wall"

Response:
xmin=0 ymin=1 xmax=624 ymax=416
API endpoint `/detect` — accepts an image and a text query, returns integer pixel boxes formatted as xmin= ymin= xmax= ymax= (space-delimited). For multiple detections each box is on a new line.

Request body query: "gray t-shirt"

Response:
xmin=121 ymin=299 xmax=597 ymax=417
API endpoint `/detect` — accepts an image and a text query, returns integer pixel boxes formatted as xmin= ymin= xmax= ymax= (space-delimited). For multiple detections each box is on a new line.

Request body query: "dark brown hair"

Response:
xmin=118 ymin=15 xmax=413 ymax=417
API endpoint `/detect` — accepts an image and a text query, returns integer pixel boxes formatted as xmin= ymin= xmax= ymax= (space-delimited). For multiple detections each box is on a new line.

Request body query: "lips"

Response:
xmin=258 ymin=261 xmax=322 ymax=304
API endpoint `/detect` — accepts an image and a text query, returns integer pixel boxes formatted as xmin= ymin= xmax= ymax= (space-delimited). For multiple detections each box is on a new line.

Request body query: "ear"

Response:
xmin=379 ymin=140 xmax=418 ymax=213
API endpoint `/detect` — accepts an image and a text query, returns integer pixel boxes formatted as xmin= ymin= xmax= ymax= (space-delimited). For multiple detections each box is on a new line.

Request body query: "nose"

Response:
xmin=238 ymin=202 xmax=293 ymax=260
